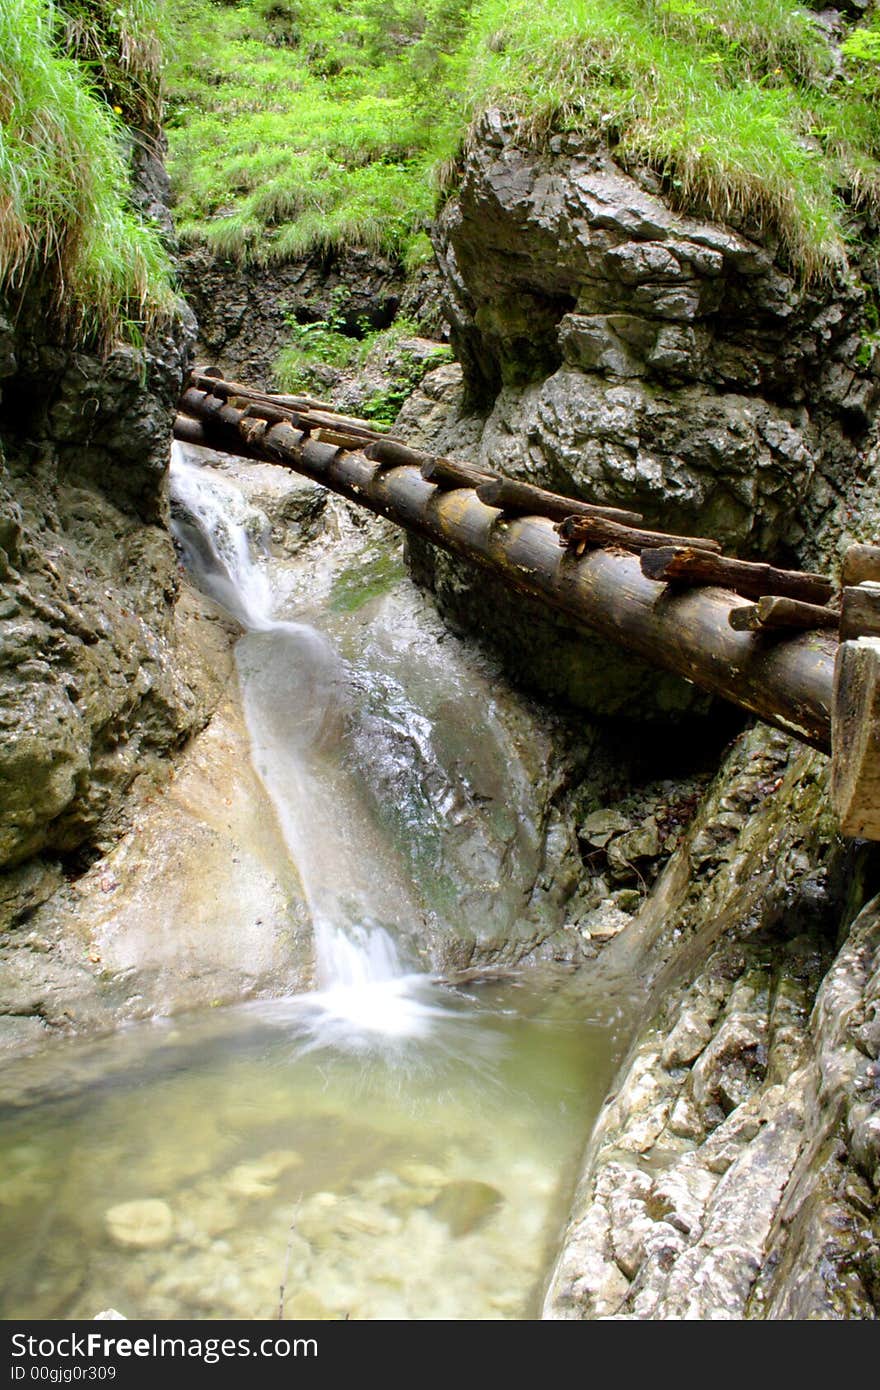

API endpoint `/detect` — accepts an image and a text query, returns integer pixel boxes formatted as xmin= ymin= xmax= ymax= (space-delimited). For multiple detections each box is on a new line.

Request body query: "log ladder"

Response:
xmin=174 ymin=369 xmax=880 ymax=843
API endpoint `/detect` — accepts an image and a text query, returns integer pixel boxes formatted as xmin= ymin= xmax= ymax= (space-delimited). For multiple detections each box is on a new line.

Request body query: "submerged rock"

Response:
xmin=430 ymin=1180 xmax=504 ymax=1237
xmin=105 ymin=1200 xmax=174 ymax=1251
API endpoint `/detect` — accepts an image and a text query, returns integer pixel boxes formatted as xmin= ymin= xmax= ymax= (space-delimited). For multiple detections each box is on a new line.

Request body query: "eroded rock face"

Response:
xmin=400 ymin=113 xmax=880 ymax=719
xmin=544 ymin=726 xmax=880 ymax=1320
xmin=433 ymin=115 xmax=877 ymax=557
xmin=0 ymin=293 xmax=205 ymax=878
xmin=179 ymin=244 xmax=406 ymax=387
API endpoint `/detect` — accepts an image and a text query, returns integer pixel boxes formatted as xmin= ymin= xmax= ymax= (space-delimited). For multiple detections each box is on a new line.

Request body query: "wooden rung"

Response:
xmin=300 ymin=438 xmax=341 ymax=470
xmin=641 ymin=546 xmax=834 ymax=604
xmin=312 ymin=427 xmax=367 ymax=452
xmin=173 ymin=413 xmax=207 ymax=447
xmin=841 ymin=543 xmax=880 ymax=588
xmin=363 ymin=438 xmax=435 ymax=470
xmin=840 ymin=582 xmax=880 ymax=641
xmin=475 ymin=477 xmax=643 ymax=528
xmin=263 ymin=421 xmax=305 ymax=458
xmin=728 ymin=596 xmax=839 ymax=633
xmin=558 ymin=517 xmax=722 ymax=554
xmin=420 ymin=457 xmax=498 ymax=489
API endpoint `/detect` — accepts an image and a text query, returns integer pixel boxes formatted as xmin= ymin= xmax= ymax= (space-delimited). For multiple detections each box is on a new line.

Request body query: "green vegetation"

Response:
xmin=165 ymin=0 xmax=447 ymax=265
xmin=274 ymin=309 xmax=452 ymax=424
xmin=167 ymin=0 xmax=880 ymax=281
xmin=0 ymin=1 xmax=175 ymax=344
xmin=2 ymin=0 xmax=878 ymax=351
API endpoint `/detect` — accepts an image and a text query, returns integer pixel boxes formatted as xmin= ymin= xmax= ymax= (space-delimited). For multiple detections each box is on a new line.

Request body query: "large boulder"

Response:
xmin=400 ymin=112 xmax=880 ymax=717
xmin=433 ymin=113 xmax=878 ymax=557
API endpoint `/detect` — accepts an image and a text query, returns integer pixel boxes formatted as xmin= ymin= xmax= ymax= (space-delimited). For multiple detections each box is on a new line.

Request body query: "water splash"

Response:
xmin=169 ymin=444 xmax=451 ymax=1050
xmin=170 ymin=443 xmax=273 ymax=629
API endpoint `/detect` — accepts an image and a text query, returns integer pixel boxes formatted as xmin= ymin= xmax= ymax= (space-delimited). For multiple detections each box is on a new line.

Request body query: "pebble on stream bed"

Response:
xmin=88 ymin=1153 xmax=540 ymax=1321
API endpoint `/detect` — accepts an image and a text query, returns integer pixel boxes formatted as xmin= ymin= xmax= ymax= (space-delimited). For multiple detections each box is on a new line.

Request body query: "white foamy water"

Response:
xmin=170 ymin=445 xmax=448 ymax=1047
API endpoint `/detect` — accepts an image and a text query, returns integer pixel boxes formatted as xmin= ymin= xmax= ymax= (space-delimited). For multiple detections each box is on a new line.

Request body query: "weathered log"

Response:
xmin=420 ymin=456 xmax=497 ymax=489
xmin=841 ymin=542 xmax=880 ymax=588
xmin=832 ymin=637 xmax=880 ymax=837
xmin=300 ymin=437 xmax=343 ymax=470
xmin=232 ymin=395 xmax=380 ymax=442
xmin=475 ymin=477 xmax=644 ymax=527
xmin=230 ymin=398 xmax=301 ymax=427
xmin=191 ymin=367 xmax=332 ymax=413
xmin=176 ymin=396 xmax=269 ymax=462
xmin=262 ymin=421 xmax=305 ymax=458
xmin=181 ymin=386 xmax=223 ymax=420
xmin=840 ymin=582 xmax=880 ymax=642
xmin=641 ymin=546 xmax=834 ymax=605
xmin=558 ymin=516 xmax=722 ymax=554
xmin=728 ymin=596 xmax=839 ymax=633
xmin=176 ymin=388 xmax=833 ymax=750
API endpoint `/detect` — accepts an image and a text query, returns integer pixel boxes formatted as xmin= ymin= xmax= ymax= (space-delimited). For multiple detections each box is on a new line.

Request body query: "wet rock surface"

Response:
xmin=0 ymin=583 xmax=313 ymax=1044
xmin=0 ymin=305 xmax=204 ymax=876
xmin=544 ymin=727 xmax=880 ymax=1319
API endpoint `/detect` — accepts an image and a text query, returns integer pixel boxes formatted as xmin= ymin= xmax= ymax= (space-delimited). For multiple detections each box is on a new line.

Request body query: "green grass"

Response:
xmin=166 ymin=1 xmax=441 ymax=265
xmin=449 ymin=0 xmax=880 ymax=277
xmin=0 ymin=0 xmax=175 ymax=344
xmin=167 ymin=0 xmax=880 ymax=281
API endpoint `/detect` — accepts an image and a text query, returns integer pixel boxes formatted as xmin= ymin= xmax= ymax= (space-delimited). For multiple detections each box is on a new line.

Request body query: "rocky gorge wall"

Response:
xmin=393 ymin=111 xmax=880 ymax=1318
xmin=398 ymin=112 xmax=880 ymax=714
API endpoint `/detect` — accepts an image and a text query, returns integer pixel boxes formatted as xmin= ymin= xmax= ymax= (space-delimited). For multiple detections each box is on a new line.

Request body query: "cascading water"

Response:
xmin=170 ymin=443 xmax=456 ymax=1047
xmin=0 ymin=445 xmax=640 ymax=1322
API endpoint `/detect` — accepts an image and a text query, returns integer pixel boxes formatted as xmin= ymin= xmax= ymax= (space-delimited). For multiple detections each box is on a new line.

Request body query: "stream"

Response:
xmin=0 ymin=448 xmax=641 ymax=1321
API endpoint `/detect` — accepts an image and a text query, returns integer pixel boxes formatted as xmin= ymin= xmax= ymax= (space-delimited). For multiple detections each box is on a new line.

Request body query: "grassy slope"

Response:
xmin=0 ymin=1 xmax=174 ymax=345
xmin=167 ymin=0 xmax=880 ymax=281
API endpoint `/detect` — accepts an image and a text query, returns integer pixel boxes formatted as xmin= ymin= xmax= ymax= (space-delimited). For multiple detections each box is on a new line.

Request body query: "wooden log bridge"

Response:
xmin=173 ymin=370 xmax=880 ymax=841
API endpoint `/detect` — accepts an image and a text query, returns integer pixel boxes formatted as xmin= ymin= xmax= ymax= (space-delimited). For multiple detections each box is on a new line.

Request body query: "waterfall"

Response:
xmin=170 ymin=444 xmax=449 ymax=1047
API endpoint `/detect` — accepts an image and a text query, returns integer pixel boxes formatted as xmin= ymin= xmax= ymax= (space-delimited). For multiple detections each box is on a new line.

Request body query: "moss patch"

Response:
xmin=328 ymin=549 xmax=407 ymax=614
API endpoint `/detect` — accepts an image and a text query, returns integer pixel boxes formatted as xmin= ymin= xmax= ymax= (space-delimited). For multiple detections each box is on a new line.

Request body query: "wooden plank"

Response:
xmin=840 ymin=582 xmax=880 ymax=641
xmin=641 ymin=545 xmax=834 ymax=604
xmin=475 ymin=477 xmax=643 ymax=527
xmin=728 ymin=596 xmax=840 ymax=633
xmin=558 ymin=517 xmax=721 ymax=554
xmin=841 ymin=543 xmax=880 ymax=588
xmin=832 ymin=637 xmax=880 ymax=838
